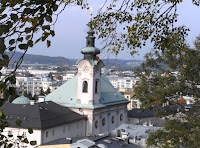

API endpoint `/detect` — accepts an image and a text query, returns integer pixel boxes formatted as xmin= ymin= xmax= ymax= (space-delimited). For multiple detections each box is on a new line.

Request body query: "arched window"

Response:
xmin=111 ymin=116 xmax=115 ymax=124
xmin=95 ymin=121 xmax=98 ymax=129
xmin=120 ymin=114 xmax=123 ymax=121
xmin=102 ymin=118 xmax=105 ymax=126
xmin=82 ymin=81 xmax=88 ymax=93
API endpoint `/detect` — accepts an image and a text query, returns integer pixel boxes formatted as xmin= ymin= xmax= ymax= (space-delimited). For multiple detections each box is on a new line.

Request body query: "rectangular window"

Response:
xmin=95 ymin=80 xmax=98 ymax=93
xmin=46 ymin=131 xmax=48 ymax=137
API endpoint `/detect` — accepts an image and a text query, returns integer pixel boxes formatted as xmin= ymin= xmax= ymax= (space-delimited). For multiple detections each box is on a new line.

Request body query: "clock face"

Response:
xmin=82 ymin=64 xmax=89 ymax=73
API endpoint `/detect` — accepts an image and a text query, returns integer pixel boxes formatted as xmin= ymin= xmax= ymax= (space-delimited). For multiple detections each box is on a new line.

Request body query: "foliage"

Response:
xmin=147 ymin=103 xmax=200 ymax=147
xmin=0 ymin=0 xmax=200 ymax=147
xmin=39 ymin=87 xmax=45 ymax=96
xmin=134 ymin=34 xmax=200 ymax=147
xmin=91 ymin=0 xmax=199 ymax=55
xmin=45 ymin=87 xmax=51 ymax=95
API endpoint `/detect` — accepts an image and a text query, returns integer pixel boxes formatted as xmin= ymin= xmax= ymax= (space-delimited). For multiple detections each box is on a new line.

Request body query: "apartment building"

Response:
xmin=16 ymin=76 xmax=53 ymax=96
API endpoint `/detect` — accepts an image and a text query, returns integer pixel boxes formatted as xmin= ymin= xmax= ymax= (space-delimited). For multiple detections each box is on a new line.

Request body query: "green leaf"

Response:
xmin=27 ymin=40 xmax=33 ymax=47
xmin=0 ymin=8 xmax=6 ymax=14
xmin=9 ymin=39 xmax=15 ymax=45
xmin=25 ymin=27 xmax=31 ymax=33
xmin=9 ymin=87 xmax=16 ymax=94
xmin=0 ymin=39 xmax=6 ymax=54
xmin=24 ymin=8 xmax=31 ymax=14
xmin=42 ymin=25 xmax=50 ymax=30
xmin=35 ymin=38 xmax=41 ymax=44
xmin=47 ymin=40 xmax=51 ymax=47
xmin=53 ymin=4 xmax=58 ymax=11
xmin=0 ymin=83 xmax=6 ymax=90
xmin=25 ymin=35 xmax=31 ymax=40
xmin=17 ymin=37 xmax=23 ymax=42
xmin=28 ymin=128 xmax=33 ymax=134
xmin=15 ymin=119 xmax=22 ymax=126
xmin=50 ymin=30 xmax=55 ymax=37
xmin=18 ymin=44 xmax=28 ymax=50
xmin=23 ymin=138 xmax=29 ymax=144
xmin=30 ymin=141 xmax=37 ymax=146
xmin=45 ymin=15 xmax=52 ymax=22
xmin=0 ymin=111 xmax=3 ymax=117
xmin=10 ymin=13 xmax=18 ymax=22
xmin=2 ymin=54 xmax=9 ymax=63
xmin=9 ymin=47 xmax=15 ymax=51
xmin=7 ymin=143 xmax=13 ymax=148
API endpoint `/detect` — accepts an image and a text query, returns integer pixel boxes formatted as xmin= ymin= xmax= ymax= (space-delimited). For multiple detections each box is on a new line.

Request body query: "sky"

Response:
xmin=27 ymin=1 xmax=200 ymax=60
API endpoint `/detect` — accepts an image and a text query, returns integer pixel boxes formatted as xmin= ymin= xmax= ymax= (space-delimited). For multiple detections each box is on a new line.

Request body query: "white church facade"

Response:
xmin=45 ymin=29 xmax=129 ymax=136
xmin=1 ymin=29 xmax=129 ymax=147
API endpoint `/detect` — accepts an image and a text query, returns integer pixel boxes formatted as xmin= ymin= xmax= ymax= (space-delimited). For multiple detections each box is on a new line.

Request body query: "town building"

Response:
xmin=1 ymin=101 xmax=87 ymax=147
xmin=15 ymin=76 xmax=53 ymax=96
xmin=107 ymin=75 xmax=138 ymax=90
xmin=45 ymin=29 xmax=128 ymax=136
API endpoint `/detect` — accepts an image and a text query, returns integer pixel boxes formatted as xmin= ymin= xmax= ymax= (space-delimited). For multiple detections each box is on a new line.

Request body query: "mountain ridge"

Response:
xmin=7 ymin=51 xmax=142 ymax=67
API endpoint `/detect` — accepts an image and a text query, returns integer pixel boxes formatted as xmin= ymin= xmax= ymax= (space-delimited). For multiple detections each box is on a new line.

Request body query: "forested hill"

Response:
xmin=7 ymin=51 xmax=72 ymax=66
xmin=6 ymin=51 xmax=142 ymax=68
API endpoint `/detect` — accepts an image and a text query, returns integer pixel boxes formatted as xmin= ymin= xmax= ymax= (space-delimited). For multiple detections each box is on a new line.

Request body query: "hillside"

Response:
xmin=7 ymin=52 xmax=72 ymax=66
xmin=7 ymin=51 xmax=142 ymax=68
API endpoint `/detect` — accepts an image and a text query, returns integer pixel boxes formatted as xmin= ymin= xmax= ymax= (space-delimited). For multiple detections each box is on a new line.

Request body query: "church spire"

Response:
xmin=81 ymin=11 xmax=100 ymax=60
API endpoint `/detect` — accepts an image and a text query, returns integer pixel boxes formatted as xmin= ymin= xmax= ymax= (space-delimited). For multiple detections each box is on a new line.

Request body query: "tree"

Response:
xmin=45 ymin=87 xmax=51 ymax=95
xmin=27 ymin=93 xmax=32 ymax=100
xmin=39 ymin=87 xmax=45 ymax=96
xmin=0 ymin=0 xmax=200 ymax=147
xmin=134 ymin=34 xmax=200 ymax=147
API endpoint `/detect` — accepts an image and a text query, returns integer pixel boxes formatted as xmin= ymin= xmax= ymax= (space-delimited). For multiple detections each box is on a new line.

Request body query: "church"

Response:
xmin=45 ymin=29 xmax=129 ymax=136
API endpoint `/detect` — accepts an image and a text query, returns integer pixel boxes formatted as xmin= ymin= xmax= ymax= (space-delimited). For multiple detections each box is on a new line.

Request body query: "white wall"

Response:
xmin=3 ymin=127 xmax=41 ymax=147
xmin=42 ymin=120 xmax=86 ymax=144
xmin=92 ymin=104 xmax=128 ymax=136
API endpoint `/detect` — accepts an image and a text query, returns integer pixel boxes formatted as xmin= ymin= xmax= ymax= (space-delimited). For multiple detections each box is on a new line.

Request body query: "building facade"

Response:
xmin=45 ymin=29 xmax=128 ymax=136
xmin=16 ymin=76 xmax=52 ymax=96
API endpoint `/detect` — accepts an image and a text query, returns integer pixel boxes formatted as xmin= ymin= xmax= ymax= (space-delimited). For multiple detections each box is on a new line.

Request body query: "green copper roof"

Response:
xmin=45 ymin=74 xmax=128 ymax=109
xmin=45 ymin=75 xmax=78 ymax=106
xmin=81 ymin=47 xmax=100 ymax=54
xmin=12 ymin=96 xmax=30 ymax=104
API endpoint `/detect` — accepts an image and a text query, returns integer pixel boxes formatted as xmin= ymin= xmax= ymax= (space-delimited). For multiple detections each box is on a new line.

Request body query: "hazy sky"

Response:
xmin=27 ymin=1 xmax=200 ymax=60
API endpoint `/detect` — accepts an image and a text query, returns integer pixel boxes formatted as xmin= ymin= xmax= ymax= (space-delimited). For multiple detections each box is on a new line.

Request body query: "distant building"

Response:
xmin=39 ymin=134 xmax=141 ymax=148
xmin=62 ymin=70 xmax=77 ymax=81
xmin=111 ymin=124 xmax=162 ymax=147
xmin=2 ymin=68 xmax=57 ymax=76
xmin=127 ymin=108 xmax=165 ymax=127
xmin=120 ymin=91 xmax=135 ymax=110
xmin=107 ymin=75 xmax=139 ymax=90
xmin=16 ymin=76 xmax=53 ymax=96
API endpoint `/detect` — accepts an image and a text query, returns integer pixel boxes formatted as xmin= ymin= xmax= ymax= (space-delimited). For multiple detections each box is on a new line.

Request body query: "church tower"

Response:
xmin=76 ymin=29 xmax=104 ymax=106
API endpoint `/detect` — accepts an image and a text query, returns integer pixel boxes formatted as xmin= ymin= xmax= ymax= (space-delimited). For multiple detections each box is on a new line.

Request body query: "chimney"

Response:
xmin=38 ymin=96 xmax=45 ymax=103
xmin=30 ymin=100 xmax=35 ymax=105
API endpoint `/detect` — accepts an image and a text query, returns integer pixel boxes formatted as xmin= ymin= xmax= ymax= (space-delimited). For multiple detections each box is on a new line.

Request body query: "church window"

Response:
xmin=102 ymin=118 xmax=105 ymax=126
xmin=120 ymin=114 xmax=123 ymax=121
xmin=111 ymin=116 xmax=115 ymax=124
xmin=68 ymin=125 xmax=70 ymax=131
xmin=95 ymin=80 xmax=98 ymax=93
xmin=82 ymin=81 xmax=88 ymax=93
xmin=95 ymin=121 xmax=98 ymax=129
xmin=46 ymin=131 xmax=48 ymax=138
